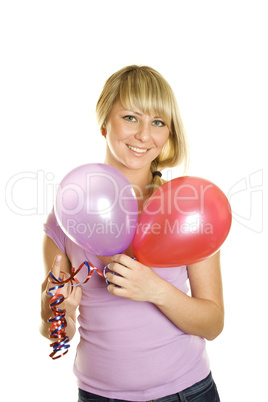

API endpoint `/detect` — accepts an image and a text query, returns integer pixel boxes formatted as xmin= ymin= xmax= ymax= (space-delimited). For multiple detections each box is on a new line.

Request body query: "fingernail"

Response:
xmin=56 ymin=255 xmax=62 ymax=262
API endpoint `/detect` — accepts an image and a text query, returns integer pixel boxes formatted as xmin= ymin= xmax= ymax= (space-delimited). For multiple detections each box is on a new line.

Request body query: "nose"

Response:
xmin=134 ymin=122 xmax=151 ymax=142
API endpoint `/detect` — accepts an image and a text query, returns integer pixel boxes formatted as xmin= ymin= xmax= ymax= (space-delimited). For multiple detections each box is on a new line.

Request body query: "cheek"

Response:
xmin=156 ymin=131 xmax=170 ymax=149
xmin=107 ymin=120 xmax=133 ymax=140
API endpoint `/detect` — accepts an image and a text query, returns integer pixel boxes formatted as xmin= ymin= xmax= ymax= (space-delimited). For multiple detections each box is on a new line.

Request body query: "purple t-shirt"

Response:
xmin=44 ymin=209 xmax=210 ymax=401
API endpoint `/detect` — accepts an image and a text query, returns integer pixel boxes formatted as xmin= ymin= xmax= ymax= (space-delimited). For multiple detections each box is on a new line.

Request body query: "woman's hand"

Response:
xmin=106 ymin=252 xmax=224 ymax=340
xmin=40 ymin=237 xmax=82 ymax=341
xmin=41 ymin=255 xmax=82 ymax=320
xmin=105 ymin=254 xmax=164 ymax=303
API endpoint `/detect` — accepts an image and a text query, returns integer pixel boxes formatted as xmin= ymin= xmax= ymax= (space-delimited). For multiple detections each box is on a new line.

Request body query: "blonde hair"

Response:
xmin=96 ymin=65 xmax=189 ymax=190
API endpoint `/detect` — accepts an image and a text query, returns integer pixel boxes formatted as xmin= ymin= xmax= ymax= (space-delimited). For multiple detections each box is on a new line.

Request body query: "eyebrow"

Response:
xmin=120 ymin=109 xmax=162 ymax=119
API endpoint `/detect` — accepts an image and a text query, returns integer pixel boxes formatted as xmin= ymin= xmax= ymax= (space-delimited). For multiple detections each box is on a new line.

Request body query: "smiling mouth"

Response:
xmin=127 ymin=144 xmax=149 ymax=154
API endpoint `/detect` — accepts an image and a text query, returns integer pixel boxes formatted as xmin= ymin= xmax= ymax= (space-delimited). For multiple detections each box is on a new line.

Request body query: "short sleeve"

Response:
xmin=43 ymin=208 xmax=67 ymax=254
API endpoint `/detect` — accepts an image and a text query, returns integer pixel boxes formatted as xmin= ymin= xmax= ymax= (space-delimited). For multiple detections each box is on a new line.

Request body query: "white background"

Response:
xmin=1 ymin=1 xmax=267 ymax=400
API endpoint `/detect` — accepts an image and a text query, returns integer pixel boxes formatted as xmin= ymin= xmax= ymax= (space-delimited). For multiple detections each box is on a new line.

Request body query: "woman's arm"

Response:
xmin=40 ymin=235 xmax=82 ymax=341
xmin=153 ymin=251 xmax=224 ymax=340
xmin=105 ymin=251 xmax=224 ymax=341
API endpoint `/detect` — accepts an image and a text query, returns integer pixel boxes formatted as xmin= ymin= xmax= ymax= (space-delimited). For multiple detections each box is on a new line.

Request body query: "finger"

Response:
xmin=105 ymin=271 xmax=125 ymax=288
xmin=107 ymin=283 xmax=128 ymax=299
xmin=106 ymin=262 xmax=125 ymax=276
xmin=63 ymin=286 xmax=82 ymax=315
xmin=111 ymin=254 xmax=136 ymax=269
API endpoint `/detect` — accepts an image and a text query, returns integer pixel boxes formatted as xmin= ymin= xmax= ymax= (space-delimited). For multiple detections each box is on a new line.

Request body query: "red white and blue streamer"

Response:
xmin=47 ymin=261 xmax=104 ymax=359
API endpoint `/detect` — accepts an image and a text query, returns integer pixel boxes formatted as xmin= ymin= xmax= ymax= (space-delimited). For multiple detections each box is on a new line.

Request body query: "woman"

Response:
xmin=40 ymin=65 xmax=223 ymax=401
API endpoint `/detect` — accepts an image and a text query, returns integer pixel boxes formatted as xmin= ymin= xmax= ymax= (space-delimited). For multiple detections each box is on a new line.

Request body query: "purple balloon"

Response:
xmin=55 ymin=164 xmax=138 ymax=256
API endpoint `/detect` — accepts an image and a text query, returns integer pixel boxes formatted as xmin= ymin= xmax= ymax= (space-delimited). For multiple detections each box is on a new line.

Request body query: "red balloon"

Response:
xmin=132 ymin=176 xmax=232 ymax=267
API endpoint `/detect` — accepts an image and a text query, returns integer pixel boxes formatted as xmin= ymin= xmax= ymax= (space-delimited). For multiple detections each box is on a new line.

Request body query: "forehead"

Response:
xmin=112 ymin=100 xmax=162 ymax=118
xmin=118 ymin=81 xmax=172 ymax=127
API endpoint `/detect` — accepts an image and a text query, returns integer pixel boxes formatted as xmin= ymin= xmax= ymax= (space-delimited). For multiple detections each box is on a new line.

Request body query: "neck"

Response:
xmin=122 ymin=168 xmax=153 ymax=197
xmin=103 ymin=157 xmax=153 ymax=198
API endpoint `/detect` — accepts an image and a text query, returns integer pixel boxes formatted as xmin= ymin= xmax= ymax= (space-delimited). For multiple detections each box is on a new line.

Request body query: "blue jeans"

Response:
xmin=78 ymin=372 xmax=220 ymax=402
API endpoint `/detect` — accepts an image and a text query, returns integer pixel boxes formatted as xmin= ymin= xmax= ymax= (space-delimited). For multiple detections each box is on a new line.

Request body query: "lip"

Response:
xmin=126 ymin=144 xmax=150 ymax=154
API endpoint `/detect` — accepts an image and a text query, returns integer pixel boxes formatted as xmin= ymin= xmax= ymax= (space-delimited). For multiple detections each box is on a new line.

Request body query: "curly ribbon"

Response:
xmin=47 ymin=261 xmax=104 ymax=359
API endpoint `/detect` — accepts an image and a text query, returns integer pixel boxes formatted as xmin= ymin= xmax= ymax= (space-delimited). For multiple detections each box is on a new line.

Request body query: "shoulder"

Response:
xmin=43 ymin=208 xmax=67 ymax=254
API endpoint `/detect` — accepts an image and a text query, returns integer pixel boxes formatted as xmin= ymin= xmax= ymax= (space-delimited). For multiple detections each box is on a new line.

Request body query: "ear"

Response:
xmin=101 ymin=127 xmax=107 ymax=137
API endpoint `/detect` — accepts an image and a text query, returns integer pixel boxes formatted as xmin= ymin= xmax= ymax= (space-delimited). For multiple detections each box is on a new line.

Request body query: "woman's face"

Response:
xmin=103 ymin=100 xmax=170 ymax=172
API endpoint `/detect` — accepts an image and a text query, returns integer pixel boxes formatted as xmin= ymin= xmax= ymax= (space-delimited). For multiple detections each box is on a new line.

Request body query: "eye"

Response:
xmin=152 ymin=120 xmax=166 ymax=127
xmin=123 ymin=115 xmax=137 ymax=122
